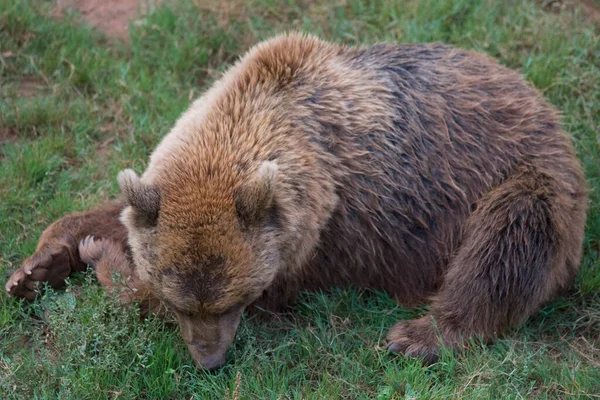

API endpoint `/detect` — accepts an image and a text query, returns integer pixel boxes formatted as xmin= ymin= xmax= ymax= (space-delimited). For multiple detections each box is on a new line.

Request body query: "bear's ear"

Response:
xmin=235 ymin=161 xmax=278 ymax=226
xmin=118 ymin=169 xmax=161 ymax=227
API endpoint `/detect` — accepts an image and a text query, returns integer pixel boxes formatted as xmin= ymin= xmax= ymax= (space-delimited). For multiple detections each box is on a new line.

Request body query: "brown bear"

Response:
xmin=6 ymin=33 xmax=588 ymax=369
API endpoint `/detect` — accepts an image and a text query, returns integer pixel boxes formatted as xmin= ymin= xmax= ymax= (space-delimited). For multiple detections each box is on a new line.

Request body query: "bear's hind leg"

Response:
xmin=387 ymin=168 xmax=586 ymax=362
xmin=78 ymin=236 xmax=166 ymax=318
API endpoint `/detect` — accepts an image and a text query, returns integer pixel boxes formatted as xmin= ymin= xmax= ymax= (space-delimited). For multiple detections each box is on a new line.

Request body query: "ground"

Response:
xmin=0 ymin=0 xmax=599 ymax=398
xmin=53 ymin=0 xmax=155 ymax=41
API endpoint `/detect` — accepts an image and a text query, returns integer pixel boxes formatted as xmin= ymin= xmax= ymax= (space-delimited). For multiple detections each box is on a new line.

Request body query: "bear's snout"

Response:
xmin=186 ymin=340 xmax=228 ymax=370
xmin=176 ymin=308 xmax=243 ymax=370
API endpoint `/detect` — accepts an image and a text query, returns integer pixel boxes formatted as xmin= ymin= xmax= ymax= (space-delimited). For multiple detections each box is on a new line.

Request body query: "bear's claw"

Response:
xmin=5 ymin=244 xmax=73 ymax=300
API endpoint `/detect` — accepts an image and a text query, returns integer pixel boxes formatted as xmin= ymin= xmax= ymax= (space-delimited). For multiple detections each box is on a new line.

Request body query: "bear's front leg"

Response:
xmin=387 ymin=169 xmax=586 ymax=362
xmin=5 ymin=200 xmax=128 ymax=300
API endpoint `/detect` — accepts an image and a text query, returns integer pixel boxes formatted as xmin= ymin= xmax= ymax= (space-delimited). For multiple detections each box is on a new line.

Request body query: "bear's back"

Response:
xmin=262 ymin=40 xmax=582 ymax=307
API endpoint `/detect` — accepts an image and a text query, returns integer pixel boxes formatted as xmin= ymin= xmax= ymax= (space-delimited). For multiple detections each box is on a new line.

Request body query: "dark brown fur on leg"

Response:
xmin=5 ymin=200 xmax=128 ymax=299
xmin=387 ymin=169 xmax=586 ymax=361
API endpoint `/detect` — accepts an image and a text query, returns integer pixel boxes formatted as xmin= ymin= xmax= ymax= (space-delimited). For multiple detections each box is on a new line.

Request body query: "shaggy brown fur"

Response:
xmin=7 ymin=33 xmax=587 ymax=369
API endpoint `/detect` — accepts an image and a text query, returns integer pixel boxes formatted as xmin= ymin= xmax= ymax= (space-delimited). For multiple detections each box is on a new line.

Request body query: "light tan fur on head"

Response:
xmin=117 ymin=158 xmax=284 ymax=369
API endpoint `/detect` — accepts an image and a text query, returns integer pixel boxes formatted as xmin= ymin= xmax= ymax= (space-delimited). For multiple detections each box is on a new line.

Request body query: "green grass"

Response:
xmin=1 ymin=0 xmax=599 ymax=398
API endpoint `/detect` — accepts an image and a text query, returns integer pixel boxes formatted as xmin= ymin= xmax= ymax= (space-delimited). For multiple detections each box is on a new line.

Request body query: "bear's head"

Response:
xmin=117 ymin=161 xmax=281 ymax=369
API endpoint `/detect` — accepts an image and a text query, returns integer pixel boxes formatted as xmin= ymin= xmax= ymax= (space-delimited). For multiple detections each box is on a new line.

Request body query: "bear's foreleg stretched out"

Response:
xmin=4 ymin=200 xmax=165 ymax=315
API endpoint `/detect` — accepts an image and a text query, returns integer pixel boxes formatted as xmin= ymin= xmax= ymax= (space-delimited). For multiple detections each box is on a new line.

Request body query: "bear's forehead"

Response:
xmin=154 ymin=241 xmax=254 ymax=314
xmin=154 ymin=220 xmax=246 ymax=260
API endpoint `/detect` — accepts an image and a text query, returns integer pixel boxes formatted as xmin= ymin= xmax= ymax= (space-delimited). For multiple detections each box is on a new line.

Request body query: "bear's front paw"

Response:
xmin=5 ymin=243 xmax=74 ymax=300
xmin=386 ymin=315 xmax=457 ymax=364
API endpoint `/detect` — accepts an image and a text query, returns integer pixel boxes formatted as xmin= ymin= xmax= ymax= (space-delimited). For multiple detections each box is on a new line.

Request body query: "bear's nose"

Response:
xmin=198 ymin=354 xmax=227 ymax=370
xmin=186 ymin=341 xmax=227 ymax=370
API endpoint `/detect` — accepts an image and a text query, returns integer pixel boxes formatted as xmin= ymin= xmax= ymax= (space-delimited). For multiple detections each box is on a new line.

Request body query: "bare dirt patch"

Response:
xmin=54 ymin=0 xmax=156 ymax=40
xmin=17 ymin=76 xmax=47 ymax=98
